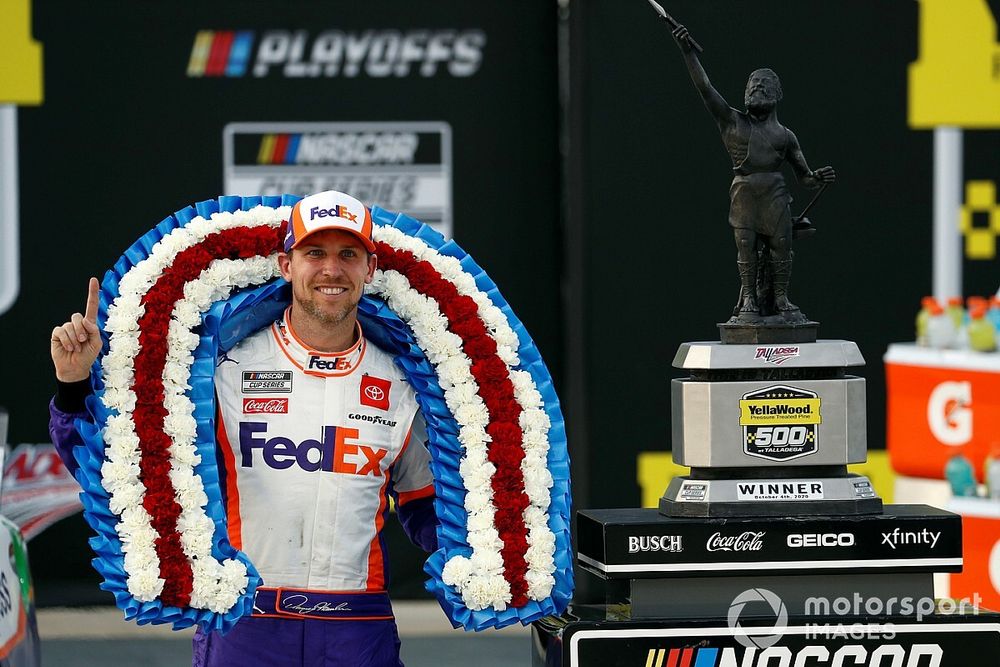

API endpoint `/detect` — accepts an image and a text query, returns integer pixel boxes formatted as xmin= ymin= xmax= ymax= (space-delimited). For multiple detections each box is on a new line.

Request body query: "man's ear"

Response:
xmin=365 ymin=253 xmax=378 ymax=284
xmin=278 ymin=252 xmax=292 ymax=281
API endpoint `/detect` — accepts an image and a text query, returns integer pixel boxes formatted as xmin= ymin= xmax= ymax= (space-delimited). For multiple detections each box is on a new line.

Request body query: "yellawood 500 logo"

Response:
xmin=739 ymin=385 xmax=822 ymax=462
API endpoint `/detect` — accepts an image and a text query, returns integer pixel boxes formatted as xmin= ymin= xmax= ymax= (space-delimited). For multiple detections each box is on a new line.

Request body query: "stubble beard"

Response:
xmin=297 ymin=290 xmax=360 ymax=327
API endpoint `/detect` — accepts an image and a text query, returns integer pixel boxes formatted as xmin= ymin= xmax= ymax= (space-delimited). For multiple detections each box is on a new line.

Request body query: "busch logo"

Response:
xmin=239 ymin=423 xmax=387 ymax=476
xmin=754 ymin=346 xmax=800 ymax=365
xmin=308 ymin=355 xmax=350 ymax=371
xmin=707 ymin=531 xmax=765 ymax=552
xmin=309 ymin=205 xmax=357 ymax=223
xmin=628 ymin=535 xmax=683 ymax=553
xmin=243 ymin=398 xmax=289 ymax=414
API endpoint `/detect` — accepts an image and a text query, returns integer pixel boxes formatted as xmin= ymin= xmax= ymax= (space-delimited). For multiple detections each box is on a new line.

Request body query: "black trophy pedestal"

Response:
xmin=531 ymin=606 xmax=1000 ymax=667
xmin=531 ymin=505 xmax=988 ymax=666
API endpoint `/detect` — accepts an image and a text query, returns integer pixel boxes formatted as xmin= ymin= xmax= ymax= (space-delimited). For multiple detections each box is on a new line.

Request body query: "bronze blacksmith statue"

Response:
xmin=670 ymin=23 xmax=835 ymax=333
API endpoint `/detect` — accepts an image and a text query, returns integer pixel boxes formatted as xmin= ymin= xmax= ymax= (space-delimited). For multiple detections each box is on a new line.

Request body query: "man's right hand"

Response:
xmin=51 ymin=277 xmax=102 ymax=383
xmin=672 ymin=25 xmax=695 ymax=53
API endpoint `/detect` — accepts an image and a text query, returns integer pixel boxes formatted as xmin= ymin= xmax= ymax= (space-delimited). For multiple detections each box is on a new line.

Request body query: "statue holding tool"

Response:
xmin=651 ymin=0 xmax=835 ymax=327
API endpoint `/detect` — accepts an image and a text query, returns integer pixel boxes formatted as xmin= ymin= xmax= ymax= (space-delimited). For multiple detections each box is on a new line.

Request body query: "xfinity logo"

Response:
xmin=189 ymin=29 xmax=487 ymax=79
xmin=881 ymin=528 xmax=941 ymax=550
xmin=706 ymin=531 xmax=765 ymax=552
xmin=788 ymin=533 xmax=856 ymax=548
xmin=627 ymin=535 xmax=683 ymax=554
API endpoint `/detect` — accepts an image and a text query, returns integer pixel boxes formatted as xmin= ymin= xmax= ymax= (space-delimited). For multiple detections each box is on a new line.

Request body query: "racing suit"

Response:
xmin=49 ymin=310 xmax=438 ymax=666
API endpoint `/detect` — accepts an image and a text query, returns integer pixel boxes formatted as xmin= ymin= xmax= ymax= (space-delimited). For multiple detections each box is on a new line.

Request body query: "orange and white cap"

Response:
xmin=284 ymin=190 xmax=375 ymax=253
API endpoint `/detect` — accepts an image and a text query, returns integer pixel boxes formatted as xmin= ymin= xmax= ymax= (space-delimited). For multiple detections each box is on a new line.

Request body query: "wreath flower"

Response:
xmin=73 ymin=195 xmax=572 ymax=633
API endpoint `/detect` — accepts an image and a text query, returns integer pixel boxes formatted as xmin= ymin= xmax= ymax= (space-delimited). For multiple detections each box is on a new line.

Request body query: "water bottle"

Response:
xmin=927 ymin=301 xmax=956 ymax=349
xmin=916 ymin=296 xmax=938 ymax=346
xmin=968 ymin=304 xmax=997 ymax=352
xmin=946 ymin=296 xmax=965 ymax=330
xmin=986 ymin=444 xmax=1000 ymax=500
xmin=945 ymin=452 xmax=978 ymax=497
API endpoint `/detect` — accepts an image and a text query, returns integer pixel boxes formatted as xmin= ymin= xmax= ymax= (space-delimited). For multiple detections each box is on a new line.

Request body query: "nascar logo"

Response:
xmin=255 ymin=132 xmax=420 ymax=166
xmin=642 ymin=645 xmax=943 ymax=667
xmin=187 ymin=30 xmax=255 ymax=77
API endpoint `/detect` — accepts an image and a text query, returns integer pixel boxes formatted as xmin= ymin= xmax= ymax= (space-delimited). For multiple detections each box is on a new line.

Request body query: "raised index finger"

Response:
xmin=84 ymin=277 xmax=100 ymax=323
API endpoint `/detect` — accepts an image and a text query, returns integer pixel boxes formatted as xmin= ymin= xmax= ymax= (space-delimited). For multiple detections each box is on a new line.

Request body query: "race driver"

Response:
xmin=48 ymin=190 xmax=438 ymax=666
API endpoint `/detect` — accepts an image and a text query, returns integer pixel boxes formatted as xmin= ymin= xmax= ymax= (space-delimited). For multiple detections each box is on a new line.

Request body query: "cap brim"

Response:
xmin=290 ymin=226 xmax=376 ymax=254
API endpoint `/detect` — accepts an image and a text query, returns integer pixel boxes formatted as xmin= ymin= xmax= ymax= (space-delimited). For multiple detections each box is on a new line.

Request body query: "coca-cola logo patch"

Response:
xmin=243 ymin=398 xmax=290 ymax=414
xmin=360 ymin=375 xmax=391 ymax=410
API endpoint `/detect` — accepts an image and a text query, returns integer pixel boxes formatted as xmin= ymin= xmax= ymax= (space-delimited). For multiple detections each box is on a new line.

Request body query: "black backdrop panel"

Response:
xmin=571 ymin=0 xmax=1000 ymax=512
xmin=5 ymin=0 xmax=558 ymax=604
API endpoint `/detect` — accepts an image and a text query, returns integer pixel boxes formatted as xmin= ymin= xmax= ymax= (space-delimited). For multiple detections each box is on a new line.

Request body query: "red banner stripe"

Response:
xmin=375 ymin=242 xmax=530 ymax=606
xmin=270 ymin=134 xmax=289 ymax=165
xmin=205 ymin=31 xmax=234 ymax=77
xmin=131 ymin=224 xmax=283 ymax=607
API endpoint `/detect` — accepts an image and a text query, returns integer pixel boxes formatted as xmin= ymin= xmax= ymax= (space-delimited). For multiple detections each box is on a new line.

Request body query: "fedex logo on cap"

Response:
xmin=286 ymin=190 xmax=374 ymax=252
xmin=309 ymin=205 xmax=357 ymax=223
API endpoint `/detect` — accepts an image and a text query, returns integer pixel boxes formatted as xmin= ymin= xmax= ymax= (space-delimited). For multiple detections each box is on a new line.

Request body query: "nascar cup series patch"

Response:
xmin=739 ymin=385 xmax=822 ymax=462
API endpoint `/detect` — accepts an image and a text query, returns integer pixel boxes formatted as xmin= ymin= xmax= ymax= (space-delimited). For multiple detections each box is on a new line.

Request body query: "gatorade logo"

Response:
xmin=926 ymin=381 xmax=972 ymax=446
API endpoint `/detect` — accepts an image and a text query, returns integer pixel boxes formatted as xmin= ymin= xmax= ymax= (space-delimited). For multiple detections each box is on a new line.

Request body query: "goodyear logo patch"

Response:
xmin=739 ymin=385 xmax=821 ymax=461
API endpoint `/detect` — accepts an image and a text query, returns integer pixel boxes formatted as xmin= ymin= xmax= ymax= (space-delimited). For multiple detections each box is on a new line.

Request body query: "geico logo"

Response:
xmin=787 ymin=533 xmax=856 ymax=548
xmin=238 ymin=422 xmax=387 ymax=476
xmin=309 ymin=205 xmax=357 ymax=223
xmin=253 ymin=30 xmax=487 ymax=78
xmin=668 ymin=644 xmax=944 ymax=667
xmin=308 ymin=356 xmax=350 ymax=371
xmin=627 ymin=535 xmax=682 ymax=553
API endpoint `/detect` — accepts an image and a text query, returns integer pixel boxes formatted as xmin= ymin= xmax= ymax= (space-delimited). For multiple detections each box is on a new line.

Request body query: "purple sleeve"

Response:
xmin=48 ymin=398 xmax=88 ymax=479
xmin=396 ymin=495 xmax=438 ymax=553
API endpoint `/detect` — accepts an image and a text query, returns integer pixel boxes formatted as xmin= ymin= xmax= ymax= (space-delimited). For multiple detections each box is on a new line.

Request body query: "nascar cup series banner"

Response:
xmin=6 ymin=0 xmax=559 ymax=605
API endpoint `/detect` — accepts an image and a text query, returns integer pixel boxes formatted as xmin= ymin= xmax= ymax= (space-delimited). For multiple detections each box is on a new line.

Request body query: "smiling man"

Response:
xmin=48 ymin=190 xmax=438 ymax=667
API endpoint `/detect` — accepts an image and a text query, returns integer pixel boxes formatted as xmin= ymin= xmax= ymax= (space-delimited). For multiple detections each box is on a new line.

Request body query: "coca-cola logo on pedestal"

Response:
xmin=706 ymin=531 xmax=766 ymax=552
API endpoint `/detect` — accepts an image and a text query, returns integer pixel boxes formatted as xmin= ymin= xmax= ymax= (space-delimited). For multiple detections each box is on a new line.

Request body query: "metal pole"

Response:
xmin=0 ymin=105 xmax=19 ymax=316
xmin=932 ymin=126 xmax=962 ymax=301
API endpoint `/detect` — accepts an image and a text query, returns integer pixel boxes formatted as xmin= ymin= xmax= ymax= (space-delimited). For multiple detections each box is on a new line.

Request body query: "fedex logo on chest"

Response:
xmin=239 ymin=423 xmax=387 ymax=476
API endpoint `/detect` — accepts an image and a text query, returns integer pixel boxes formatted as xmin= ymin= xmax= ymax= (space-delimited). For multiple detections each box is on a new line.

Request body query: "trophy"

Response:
xmin=533 ymin=6 xmax=991 ymax=666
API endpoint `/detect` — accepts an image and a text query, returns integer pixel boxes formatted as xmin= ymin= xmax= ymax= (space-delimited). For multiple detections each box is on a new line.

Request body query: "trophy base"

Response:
xmin=717 ymin=318 xmax=819 ymax=344
xmin=659 ymin=473 xmax=882 ymax=517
